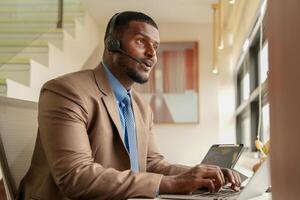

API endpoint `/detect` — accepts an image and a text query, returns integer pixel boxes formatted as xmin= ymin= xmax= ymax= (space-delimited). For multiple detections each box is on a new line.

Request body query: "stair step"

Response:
xmin=0 ymin=5 xmax=84 ymax=13
xmin=0 ymin=79 xmax=7 ymax=96
xmin=0 ymin=79 xmax=6 ymax=84
xmin=0 ymin=15 xmax=81 ymax=23
xmin=0 ymin=46 xmax=48 ymax=54
xmin=0 ymin=18 xmax=75 ymax=23
xmin=0 ymin=40 xmax=61 ymax=54
xmin=0 ymin=11 xmax=83 ymax=18
xmin=0 ymin=56 xmax=30 ymax=64
xmin=0 ymin=28 xmax=63 ymax=34
xmin=0 ymin=0 xmax=82 ymax=5
xmin=0 ymin=21 xmax=75 ymax=30
xmin=0 ymin=40 xmax=49 ymax=47
xmin=0 ymin=31 xmax=63 ymax=40
xmin=0 ymin=51 xmax=49 ymax=66
xmin=0 ymin=63 xmax=30 ymax=86
xmin=0 ymin=63 xmax=30 ymax=71
xmin=0 ymin=56 xmax=31 ymax=87
xmin=0 ymin=29 xmax=66 ymax=47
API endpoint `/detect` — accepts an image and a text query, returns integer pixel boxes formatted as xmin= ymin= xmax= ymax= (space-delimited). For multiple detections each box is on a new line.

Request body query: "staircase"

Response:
xmin=0 ymin=0 xmax=100 ymax=101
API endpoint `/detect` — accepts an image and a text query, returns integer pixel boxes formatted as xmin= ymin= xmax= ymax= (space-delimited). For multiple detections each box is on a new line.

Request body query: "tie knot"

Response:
xmin=122 ymin=94 xmax=131 ymax=106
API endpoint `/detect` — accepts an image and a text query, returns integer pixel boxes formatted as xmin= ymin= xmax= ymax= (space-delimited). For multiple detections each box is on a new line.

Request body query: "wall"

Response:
xmin=155 ymin=0 xmax=262 ymax=165
xmin=154 ymin=23 xmax=220 ymax=165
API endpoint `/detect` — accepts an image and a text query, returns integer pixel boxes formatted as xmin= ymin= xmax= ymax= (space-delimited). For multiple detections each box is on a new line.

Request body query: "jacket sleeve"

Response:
xmin=146 ymin=110 xmax=191 ymax=176
xmin=38 ymin=78 xmax=163 ymax=200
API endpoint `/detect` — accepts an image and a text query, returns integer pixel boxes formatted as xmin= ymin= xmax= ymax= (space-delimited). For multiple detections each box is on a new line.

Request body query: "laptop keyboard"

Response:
xmin=192 ymin=186 xmax=241 ymax=199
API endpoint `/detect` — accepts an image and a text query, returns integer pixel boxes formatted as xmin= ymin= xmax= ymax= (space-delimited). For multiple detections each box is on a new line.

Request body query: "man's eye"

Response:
xmin=136 ymin=39 xmax=145 ymax=45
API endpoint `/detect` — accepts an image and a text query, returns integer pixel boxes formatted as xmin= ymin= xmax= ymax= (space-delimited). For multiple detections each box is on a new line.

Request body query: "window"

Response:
xmin=235 ymin=10 xmax=269 ymax=152
xmin=241 ymin=72 xmax=250 ymax=102
xmin=261 ymin=103 xmax=270 ymax=143
xmin=240 ymin=115 xmax=251 ymax=149
xmin=259 ymin=42 xmax=269 ymax=83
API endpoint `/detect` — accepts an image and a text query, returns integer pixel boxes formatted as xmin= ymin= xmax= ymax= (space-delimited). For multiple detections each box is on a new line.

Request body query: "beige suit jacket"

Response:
xmin=17 ymin=64 xmax=187 ymax=200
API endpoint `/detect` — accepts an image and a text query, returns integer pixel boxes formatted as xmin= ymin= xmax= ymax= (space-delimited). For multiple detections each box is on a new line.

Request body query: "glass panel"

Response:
xmin=240 ymin=72 xmax=250 ymax=102
xmin=259 ymin=42 xmax=269 ymax=83
xmin=241 ymin=116 xmax=251 ymax=150
xmin=261 ymin=103 xmax=270 ymax=143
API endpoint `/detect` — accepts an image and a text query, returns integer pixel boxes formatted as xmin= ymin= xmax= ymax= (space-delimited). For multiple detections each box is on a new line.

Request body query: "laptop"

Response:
xmin=159 ymin=158 xmax=271 ymax=200
xmin=201 ymin=144 xmax=244 ymax=168
xmin=201 ymin=144 xmax=248 ymax=182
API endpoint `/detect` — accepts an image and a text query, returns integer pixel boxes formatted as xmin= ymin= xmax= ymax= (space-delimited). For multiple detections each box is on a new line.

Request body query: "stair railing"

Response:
xmin=57 ymin=0 xmax=64 ymax=28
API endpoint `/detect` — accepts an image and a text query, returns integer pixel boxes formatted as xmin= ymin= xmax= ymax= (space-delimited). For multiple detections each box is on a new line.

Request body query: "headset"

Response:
xmin=105 ymin=12 xmax=122 ymax=52
xmin=104 ymin=12 xmax=144 ymax=64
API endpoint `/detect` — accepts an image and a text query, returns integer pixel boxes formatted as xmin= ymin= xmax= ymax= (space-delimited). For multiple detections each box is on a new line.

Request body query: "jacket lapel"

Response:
xmin=93 ymin=64 xmax=147 ymax=171
xmin=93 ymin=64 xmax=127 ymax=150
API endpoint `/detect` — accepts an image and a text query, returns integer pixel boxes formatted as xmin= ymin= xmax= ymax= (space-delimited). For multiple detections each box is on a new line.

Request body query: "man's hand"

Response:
xmin=159 ymin=164 xmax=241 ymax=194
xmin=221 ymin=168 xmax=241 ymax=191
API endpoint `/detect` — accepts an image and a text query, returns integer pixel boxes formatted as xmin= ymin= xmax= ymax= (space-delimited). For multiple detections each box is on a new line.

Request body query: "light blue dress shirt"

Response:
xmin=103 ymin=62 xmax=139 ymax=171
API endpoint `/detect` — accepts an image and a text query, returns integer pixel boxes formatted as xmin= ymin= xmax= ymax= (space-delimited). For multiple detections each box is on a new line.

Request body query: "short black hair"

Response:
xmin=104 ymin=11 xmax=158 ymax=41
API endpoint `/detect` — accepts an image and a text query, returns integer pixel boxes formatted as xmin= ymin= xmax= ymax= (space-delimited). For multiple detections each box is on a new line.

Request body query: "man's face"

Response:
xmin=115 ymin=21 xmax=160 ymax=84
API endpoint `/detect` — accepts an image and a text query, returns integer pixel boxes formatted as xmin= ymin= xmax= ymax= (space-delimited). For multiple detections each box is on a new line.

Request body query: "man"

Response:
xmin=17 ymin=11 xmax=240 ymax=199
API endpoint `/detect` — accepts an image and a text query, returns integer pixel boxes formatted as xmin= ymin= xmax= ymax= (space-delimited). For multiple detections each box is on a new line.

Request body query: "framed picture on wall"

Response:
xmin=134 ymin=41 xmax=199 ymax=124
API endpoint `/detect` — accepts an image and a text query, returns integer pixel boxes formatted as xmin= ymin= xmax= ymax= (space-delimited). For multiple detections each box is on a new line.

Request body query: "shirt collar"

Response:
xmin=102 ymin=62 xmax=131 ymax=103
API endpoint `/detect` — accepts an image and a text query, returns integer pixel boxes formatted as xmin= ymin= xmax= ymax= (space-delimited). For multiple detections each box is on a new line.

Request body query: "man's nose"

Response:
xmin=145 ymin=44 xmax=156 ymax=58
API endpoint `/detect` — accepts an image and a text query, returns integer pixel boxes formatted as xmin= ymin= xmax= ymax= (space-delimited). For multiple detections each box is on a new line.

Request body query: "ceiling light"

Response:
xmin=212 ymin=68 xmax=218 ymax=74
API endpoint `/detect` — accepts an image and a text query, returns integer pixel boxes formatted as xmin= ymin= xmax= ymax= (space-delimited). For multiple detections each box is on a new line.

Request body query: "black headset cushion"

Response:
xmin=105 ymin=35 xmax=120 ymax=52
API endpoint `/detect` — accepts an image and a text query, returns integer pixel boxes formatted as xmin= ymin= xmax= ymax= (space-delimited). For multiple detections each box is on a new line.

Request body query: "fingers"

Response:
xmin=221 ymin=168 xmax=241 ymax=191
xmin=173 ymin=165 xmax=241 ymax=194
xmin=194 ymin=165 xmax=226 ymax=192
xmin=203 ymin=165 xmax=225 ymax=186
xmin=231 ymin=170 xmax=241 ymax=191
xmin=203 ymin=169 xmax=224 ymax=190
xmin=233 ymin=170 xmax=241 ymax=186
xmin=199 ymin=179 xmax=215 ymax=193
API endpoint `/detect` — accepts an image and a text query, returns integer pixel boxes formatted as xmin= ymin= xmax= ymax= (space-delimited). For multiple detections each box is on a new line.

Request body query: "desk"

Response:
xmin=128 ymin=193 xmax=272 ymax=200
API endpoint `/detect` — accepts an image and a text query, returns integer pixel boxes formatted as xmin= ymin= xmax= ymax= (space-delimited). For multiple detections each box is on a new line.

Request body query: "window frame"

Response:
xmin=234 ymin=1 xmax=269 ymax=151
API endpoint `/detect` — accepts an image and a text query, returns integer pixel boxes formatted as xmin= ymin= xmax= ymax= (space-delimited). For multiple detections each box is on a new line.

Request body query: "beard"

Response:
xmin=126 ymin=68 xmax=149 ymax=84
xmin=116 ymin=55 xmax=152 ymax=84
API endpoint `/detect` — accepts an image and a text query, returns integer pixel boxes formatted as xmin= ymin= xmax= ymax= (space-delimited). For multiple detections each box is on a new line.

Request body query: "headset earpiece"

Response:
xmin=105 ymin=12 xmax=122 ymax=52
xmin=104 ymin=12 xmax=143 ymax=64
xmin=105 ymin=35 xmax=120 ymax=52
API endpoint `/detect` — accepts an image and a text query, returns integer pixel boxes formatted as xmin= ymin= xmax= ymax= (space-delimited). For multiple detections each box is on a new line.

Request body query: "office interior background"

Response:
xmin=0 ymin=0 xmax=299 ymax=199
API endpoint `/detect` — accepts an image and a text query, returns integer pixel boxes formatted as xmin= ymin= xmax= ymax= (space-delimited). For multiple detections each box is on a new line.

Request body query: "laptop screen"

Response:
xmin=201 ymin=144 xmax=244 ymax=168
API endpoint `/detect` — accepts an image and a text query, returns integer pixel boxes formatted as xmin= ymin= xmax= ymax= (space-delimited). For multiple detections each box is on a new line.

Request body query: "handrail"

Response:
xmin=57 ymin=0 xmax=64 ymax=28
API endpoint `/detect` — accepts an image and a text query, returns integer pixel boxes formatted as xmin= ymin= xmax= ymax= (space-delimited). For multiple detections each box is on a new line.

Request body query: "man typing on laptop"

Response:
xmin=18 ymin=11 xmax=240 ymax=199
xmin=159 ymin=164 xmax=241 ymax=194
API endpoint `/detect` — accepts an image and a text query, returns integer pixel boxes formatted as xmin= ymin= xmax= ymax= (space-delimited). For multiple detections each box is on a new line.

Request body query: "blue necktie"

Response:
xmin=123 ymin=94 xmax=139 ymax=172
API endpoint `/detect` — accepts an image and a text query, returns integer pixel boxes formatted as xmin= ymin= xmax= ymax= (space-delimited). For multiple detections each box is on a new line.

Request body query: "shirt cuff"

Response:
xmin=155 ymin=186 xmax=160 ymax=197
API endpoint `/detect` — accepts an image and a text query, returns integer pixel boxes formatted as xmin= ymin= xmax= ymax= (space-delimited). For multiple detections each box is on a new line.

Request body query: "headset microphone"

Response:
xmin=105 ymin=12 xmax=144 ymax=65
xmin=117 ymin=49 xmax=144 ymax=64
